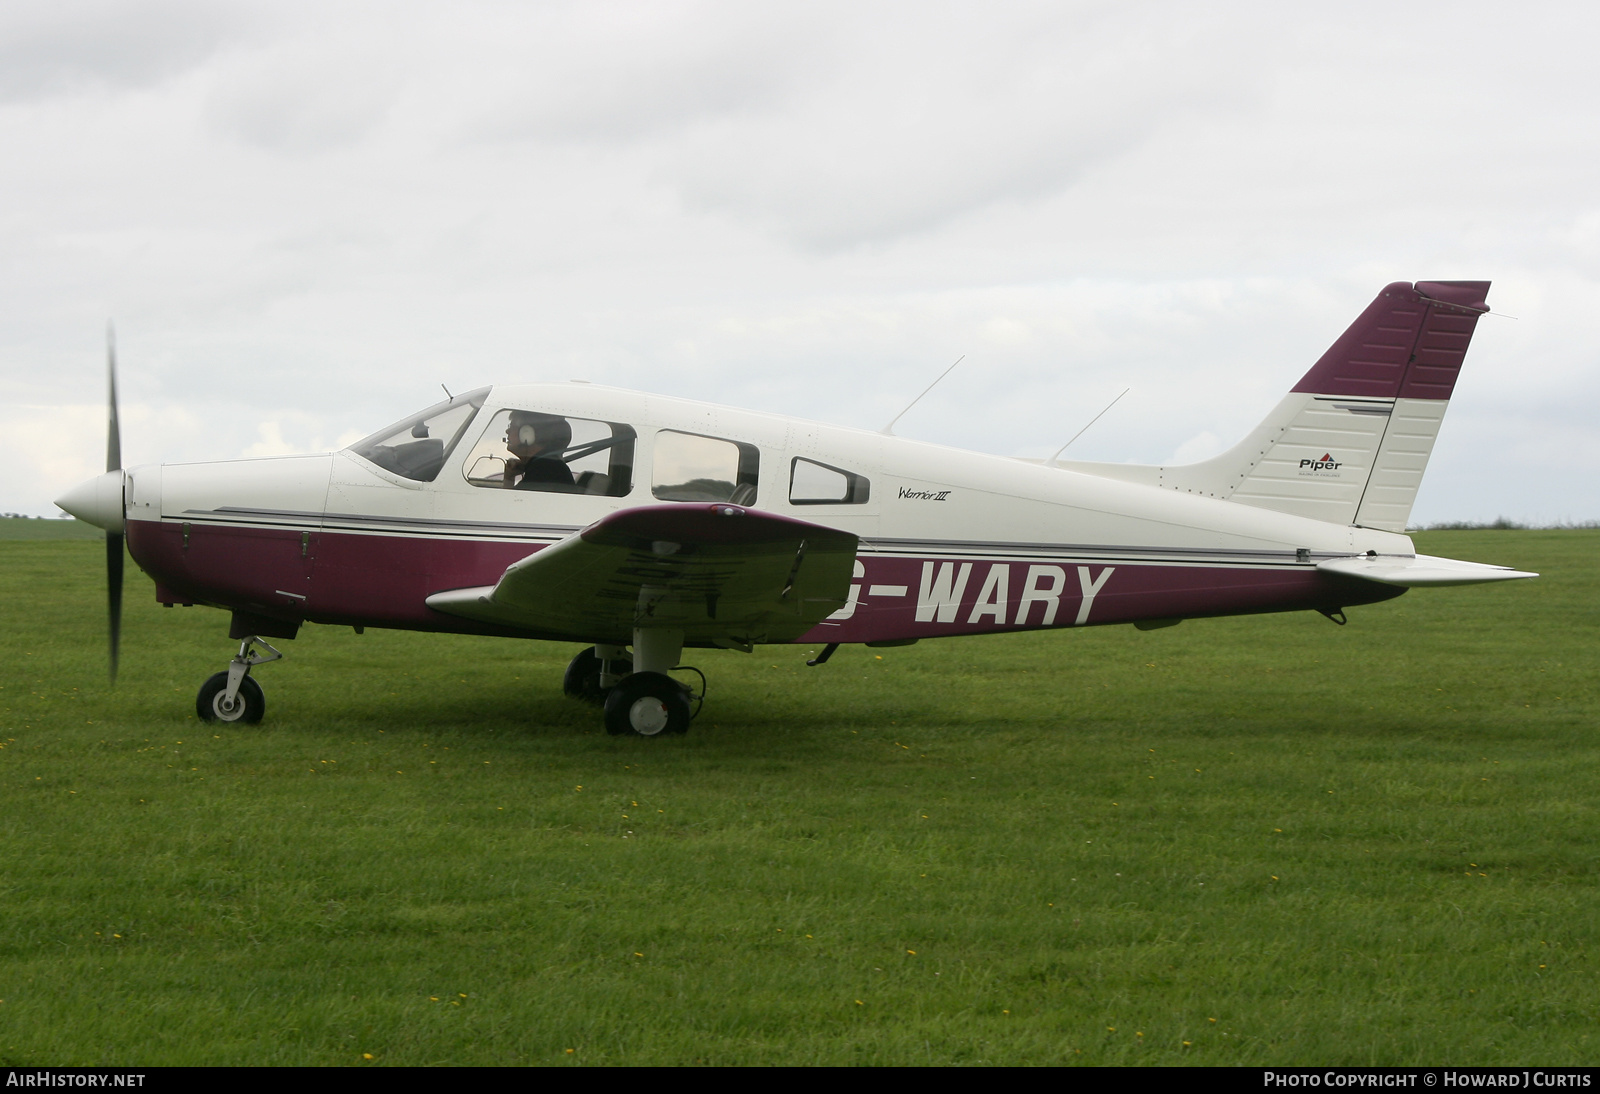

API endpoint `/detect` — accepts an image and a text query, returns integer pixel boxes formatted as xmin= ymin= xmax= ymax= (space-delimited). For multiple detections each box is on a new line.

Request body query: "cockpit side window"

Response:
xmin=652 ymin=430 xmax=759 ymax=503
xmin=348 ymin=388 xmax=489 ymax=482
xmin=460 ymin=409 xmax=635 ymax=496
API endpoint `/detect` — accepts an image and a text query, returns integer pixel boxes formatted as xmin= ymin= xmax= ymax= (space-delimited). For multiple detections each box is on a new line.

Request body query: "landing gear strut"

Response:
xmin=196 ymin=636 xmax=281 ymax=724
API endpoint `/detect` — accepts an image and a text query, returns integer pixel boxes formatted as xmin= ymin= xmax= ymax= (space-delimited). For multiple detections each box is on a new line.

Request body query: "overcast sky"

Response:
xmin=3 ymin=0 xmax=1596 ymax=525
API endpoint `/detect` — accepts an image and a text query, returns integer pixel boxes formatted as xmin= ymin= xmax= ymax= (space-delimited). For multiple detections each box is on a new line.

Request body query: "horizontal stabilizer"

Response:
xmin=1317 ymin=553 xmax=1537 ymax=587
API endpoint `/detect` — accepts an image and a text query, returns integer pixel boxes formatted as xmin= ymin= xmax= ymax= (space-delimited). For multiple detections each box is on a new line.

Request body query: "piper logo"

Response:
xmin=1299 ymin=453 xmax=1342 ymax=472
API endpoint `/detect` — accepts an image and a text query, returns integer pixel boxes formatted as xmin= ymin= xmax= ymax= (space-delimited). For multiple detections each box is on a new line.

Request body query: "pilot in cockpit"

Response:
xmin=503 ymin=411 xmax=575 ymax=489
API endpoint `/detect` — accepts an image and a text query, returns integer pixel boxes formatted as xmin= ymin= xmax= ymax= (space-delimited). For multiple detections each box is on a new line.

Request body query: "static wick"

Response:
xmin=881 ymin=355 xmax=965 ymax=436
xmin=1048 ymin=388 xmax=1130 ymax=466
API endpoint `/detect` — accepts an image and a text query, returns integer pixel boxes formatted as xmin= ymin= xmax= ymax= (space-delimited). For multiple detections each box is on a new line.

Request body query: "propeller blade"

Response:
xmin=108 ymin=531 xmax=123 ymax=683
xmin=107 ymin=323 xmax=121 ymax=474
xmin=106 ymin=323 xmax=123 ymax=683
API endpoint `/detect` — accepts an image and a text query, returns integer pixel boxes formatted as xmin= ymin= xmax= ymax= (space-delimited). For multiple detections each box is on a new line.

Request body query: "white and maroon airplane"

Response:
xmin=56 ymin=280 xmax=1536 ymax=736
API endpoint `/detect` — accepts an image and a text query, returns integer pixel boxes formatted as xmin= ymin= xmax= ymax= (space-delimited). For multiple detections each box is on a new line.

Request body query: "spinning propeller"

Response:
xmin=105 ymin=326 xmax=123 ymax=683
xmin=54 ymin=325 xmax=127 ymax=683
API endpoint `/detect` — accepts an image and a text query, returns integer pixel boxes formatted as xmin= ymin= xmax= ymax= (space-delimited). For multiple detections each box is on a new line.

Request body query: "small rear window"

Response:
xmin=789 ymin=457 xmax=869 ymax=504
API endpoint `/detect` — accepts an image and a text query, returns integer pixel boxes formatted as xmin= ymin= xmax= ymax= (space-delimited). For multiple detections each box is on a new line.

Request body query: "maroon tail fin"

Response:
xmin=1062 ymin=280 xmax=1494 ymax=531
xmin=1291 ymin=281 xmax=1490 ymax=400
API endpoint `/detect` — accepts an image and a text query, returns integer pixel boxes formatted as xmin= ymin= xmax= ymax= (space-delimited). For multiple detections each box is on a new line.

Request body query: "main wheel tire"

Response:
xmin=196 ymin=672 xmax=265 ymax=724
xmin=562 ymin=647 xmax=632 ymax=706
xmin=603 ymin=671 xmax=691 ymax=737
xmin=562 ymin=647 xmax=601 ymax=701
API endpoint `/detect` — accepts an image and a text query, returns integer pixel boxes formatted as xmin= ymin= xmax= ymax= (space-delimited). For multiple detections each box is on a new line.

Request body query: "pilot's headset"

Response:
xmin=510 ymin=412 xmax=570 ymax=455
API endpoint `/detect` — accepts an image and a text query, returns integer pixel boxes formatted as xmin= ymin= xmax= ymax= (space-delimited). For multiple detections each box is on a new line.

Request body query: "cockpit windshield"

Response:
xmin=347 ymin=388 xmax=489 ymax=482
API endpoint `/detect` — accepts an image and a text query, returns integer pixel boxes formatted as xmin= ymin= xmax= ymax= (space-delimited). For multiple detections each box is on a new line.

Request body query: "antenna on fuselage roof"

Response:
xmin=1046 ymin=387 xmax=1129 ymax=467
xmin=440 ymin=384 xmax=453 ymax=400
xmin=880 ymin=355 xmax=964 ymax=436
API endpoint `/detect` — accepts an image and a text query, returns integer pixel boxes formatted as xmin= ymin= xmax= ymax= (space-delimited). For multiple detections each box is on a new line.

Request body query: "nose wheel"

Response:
xmin=196 ymin=636 xmax=281 ymax=725
xmin=197 ymin=672 xmax=265 ymax=723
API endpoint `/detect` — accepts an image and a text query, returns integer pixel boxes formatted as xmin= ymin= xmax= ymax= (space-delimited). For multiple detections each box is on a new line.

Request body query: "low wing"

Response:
xmin=1317 ymin=553 xmax=1538 ymax=587
xmin=426 ymin=503 xmax=858 ymax=646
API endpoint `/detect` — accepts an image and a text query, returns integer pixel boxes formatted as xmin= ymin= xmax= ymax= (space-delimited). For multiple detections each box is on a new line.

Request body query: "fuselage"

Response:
xmin=122 ymin=382 xmax=1409 ymax=646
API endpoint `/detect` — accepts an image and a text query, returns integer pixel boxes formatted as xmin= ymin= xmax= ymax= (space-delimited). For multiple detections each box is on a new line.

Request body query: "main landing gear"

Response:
xmin=196 ymin=636 xmax=281 ymax=724
xmin=561 ymin=644 xmax=632 ymax=704
xmin=195 ymin=629 xmax=702 ymax=735
xmin=564 ymin=629 xmax=698 ymax=738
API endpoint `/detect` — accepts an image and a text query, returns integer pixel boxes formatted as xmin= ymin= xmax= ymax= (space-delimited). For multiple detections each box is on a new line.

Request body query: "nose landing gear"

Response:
xmin=196 ymin=636 xmax=282 ymax=724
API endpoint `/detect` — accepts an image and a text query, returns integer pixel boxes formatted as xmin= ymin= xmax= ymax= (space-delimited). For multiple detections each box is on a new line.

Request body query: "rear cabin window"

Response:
xmin=348 ymin=388 xmax=488 ymax=482
xmin=651 ymin=430 xmax=759 ymax=503
xmin=789 ymin=457 xmax=870 ymax=504
xmin=460 ymin=409 xmax=635 ymax=496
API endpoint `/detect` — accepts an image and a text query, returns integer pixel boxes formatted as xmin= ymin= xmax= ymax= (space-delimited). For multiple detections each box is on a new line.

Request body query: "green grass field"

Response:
xmin=0 ymin=527 xmax=1594 ymax=1065
xmin=0 ymin=518 xmax=103 ymax=541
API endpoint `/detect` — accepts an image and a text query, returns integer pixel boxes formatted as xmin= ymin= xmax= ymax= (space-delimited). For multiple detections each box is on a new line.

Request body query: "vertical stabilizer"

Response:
xmin=1060 ymin=281 xmax=1490 ymax=531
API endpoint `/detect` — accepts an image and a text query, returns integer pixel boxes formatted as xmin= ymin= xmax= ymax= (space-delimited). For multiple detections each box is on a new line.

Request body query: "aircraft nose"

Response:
xmin=55 ymin=469 xmax=126 ymax=532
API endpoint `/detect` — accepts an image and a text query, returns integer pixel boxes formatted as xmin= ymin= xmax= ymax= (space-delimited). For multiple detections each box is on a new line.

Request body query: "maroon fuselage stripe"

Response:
xmin=126 ymin=519 xmax=1402 ymax=645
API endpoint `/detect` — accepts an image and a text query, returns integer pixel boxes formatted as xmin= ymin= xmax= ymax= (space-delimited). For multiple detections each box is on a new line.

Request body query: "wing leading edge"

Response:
xmin=426 ymin=503 xmax=859 ymax=646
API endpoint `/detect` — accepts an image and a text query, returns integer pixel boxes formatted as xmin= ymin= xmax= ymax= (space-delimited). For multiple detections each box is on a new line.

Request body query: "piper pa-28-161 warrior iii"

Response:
xmin=57 ymin=280 xmax=1536 ymax=736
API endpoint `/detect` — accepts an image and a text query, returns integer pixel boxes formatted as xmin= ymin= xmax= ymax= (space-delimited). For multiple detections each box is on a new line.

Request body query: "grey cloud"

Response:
xmin=204 ymin=47 xmax=399 ymax=153
xmin=0 ymin=0 xmax=249 ymax=101
xmin=196 ymin=3 xmax=418 ymax=153
xmin=451 ymin=3 xmax=1262 ymax=249
xmin=651 ymin=5 xmax=1263 ymax=250
xmin=463 ymin=2 xmax=832 ymax=146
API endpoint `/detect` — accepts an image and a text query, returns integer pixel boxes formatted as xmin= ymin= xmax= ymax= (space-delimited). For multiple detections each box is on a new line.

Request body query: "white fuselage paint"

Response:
xmin=138 ymin=382 xmax=1417 ymax=634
